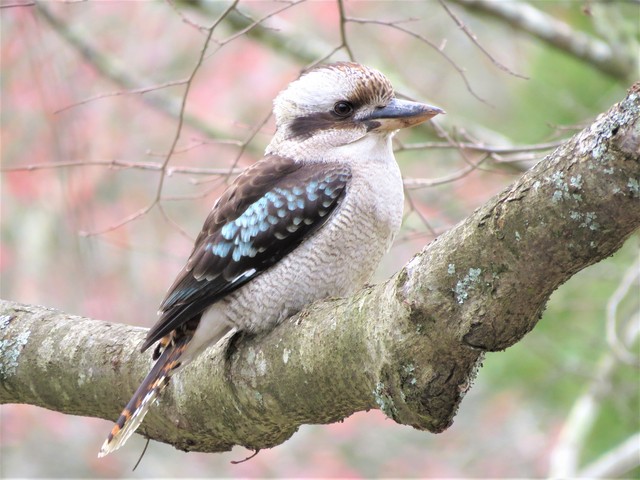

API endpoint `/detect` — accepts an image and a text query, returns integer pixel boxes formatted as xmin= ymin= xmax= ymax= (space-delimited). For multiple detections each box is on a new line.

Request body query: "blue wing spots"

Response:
xmin=217 ymin=194 xmax=275 ymax=261
xmin=240 ymin=225 xmax=260 ymax=243
xmin=267 ymin=214 xmax=279 ymax=225
xmin=232 ymin=242 xmax=258 ymax=261
xmin=306 ymin=181 xmax=319 ymax=201
xmin=271 ymin=196 xmax=284 ymax=209
xmin=209 ymin=241 xmax=233 ymax=257
xmin=212 ymin=174 xmax=347 ymax=264
xmin=221 ymin=222 xmax=239 ymax=240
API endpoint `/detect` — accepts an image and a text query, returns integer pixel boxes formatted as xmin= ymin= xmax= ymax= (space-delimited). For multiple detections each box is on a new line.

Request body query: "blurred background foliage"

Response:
xmin=1 ymin=0 xmax=638 ymax=477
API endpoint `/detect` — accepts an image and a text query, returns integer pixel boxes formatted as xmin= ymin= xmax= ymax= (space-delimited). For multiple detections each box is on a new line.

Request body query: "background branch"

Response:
xmin=448 ymin=0 xmax=637 ymax=84
xmin=34 ymin=2 xmax=230 ymax=143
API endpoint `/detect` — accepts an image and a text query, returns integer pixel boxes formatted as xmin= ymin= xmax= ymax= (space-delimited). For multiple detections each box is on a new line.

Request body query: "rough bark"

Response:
xmin=1 ymin=84 xmax=639 ymax=454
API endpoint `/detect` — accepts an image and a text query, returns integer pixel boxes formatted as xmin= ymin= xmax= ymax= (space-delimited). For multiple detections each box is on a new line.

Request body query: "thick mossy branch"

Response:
xmin=1 ymin=84 xmax=638 ymax=453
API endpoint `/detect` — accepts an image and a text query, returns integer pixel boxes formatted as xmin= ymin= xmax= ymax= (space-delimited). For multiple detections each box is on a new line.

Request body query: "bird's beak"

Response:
xmin=364 ymin=98 xmax=444 ymax=131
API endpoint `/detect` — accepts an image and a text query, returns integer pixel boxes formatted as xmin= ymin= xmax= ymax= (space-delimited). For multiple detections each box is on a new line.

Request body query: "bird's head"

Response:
xmin=269 ymin=62 xmax=443 ymax=158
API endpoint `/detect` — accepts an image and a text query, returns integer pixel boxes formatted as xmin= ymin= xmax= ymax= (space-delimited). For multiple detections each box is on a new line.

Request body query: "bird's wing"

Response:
xmin=140 ymin=155 xmax=352 ymax=352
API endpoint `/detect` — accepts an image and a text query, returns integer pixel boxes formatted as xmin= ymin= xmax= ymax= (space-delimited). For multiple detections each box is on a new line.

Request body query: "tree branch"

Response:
xmin=1 ymin=84 xmax=639 ymax=454
xmin=448 ymin=0 xmax=637 ymax=84
xmin=34 ymin=2 xmax=228 ymax=143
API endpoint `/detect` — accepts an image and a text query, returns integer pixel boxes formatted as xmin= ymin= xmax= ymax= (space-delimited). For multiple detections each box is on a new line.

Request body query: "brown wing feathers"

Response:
xmin=140 ymin=157 xmax=351 ymax=352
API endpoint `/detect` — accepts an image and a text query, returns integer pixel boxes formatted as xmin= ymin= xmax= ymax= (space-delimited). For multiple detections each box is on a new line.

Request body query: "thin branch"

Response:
xmin=578 ymin=433 xmax=640 ymax=479
xmin=305 ymin=44 xmax=344 ymax=70
xmin=53 ymin=79 xmax=189 ymax=114
xmin=78 ymin=204 xmax=154 ymax=237
xmin=157 ymin=204 xmax=197 ymax=242
xmin=397 ymin=139 xmax=564 ymax=154
xmin=402 ymin=183 xmax=438 ymax=237
xmin=606 ymin=258 xmax=640 ymax=366
xmin=429 ymin=120 xmax=481 ymax=170
xmin=77 ymin=1 xmax=239 ymax=237
xmin=438 ymin=0 xmax=528 ymax=80
xmin=337 ymin=0 xmax=355 ymax=61
xmin=34 ymin=0 xmax=302 ymax=160
xmin=402 ymin=154 xmax=491 ymax=189
xmin=548 ymin=308 xmax=640 ymax=477
xmin=208 ymin=109 xmax=273 ymax=188
xmin=397 ymin=138 xmax=564 ymax=168
xmin=1 ymin=159 xmax=242 ymax=176
xmin=166 ymin=0 xmax=210 ymax=33
xmin=0 ymin=1 xmax=36 ymax=8
xmin=153 ymin=1 xmax=231 ymax=196
xmin=34 ymin=2 xmax=247 ymax=146
xmin=346 ymin=16 xmax=489 ymax=105
xmin=215 ymin=0 xmax=304 ymax=47
xmin=448 ymin=0 xmax=636 ymax=84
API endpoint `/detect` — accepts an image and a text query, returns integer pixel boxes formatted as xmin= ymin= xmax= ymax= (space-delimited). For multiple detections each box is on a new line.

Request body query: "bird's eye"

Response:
xmin=332 ymin=101 xmax=354 ymax=118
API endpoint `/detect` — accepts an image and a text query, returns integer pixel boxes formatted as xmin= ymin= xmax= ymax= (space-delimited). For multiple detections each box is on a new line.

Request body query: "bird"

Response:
xmin=98 ymin=62 xmax=444 ymax=457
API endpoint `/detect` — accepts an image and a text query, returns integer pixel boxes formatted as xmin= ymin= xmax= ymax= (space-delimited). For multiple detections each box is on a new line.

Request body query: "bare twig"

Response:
xmin=337 ymin=0 xmax=355 ymax=61
xmin=346 ymin=16 xmax=488 ymax=105
xmin=305 ymin=44 xmax=344 ymax=70
xmin=438 ymin=0 xmax=528 ymax=80
xmin=606 ymin=258 xmax=640 ymax=366
xmin=166 ymin=0 xmax=210 ymax=33
xmin=397 ymin=139 xmax=564 ymax=154
xmin=397 ymin=138 xmax=564 ymax=167
xmin=448 ymin=0 xmax=636 ymax=83
xmin=1 ymin=159 xmax=242 ymax=176
xmin=548 ymin=308 xmax=640 ymax=478
xmin=157 ymin=204 xmax=198 ymax=242
xmin=0 ymin=1 xmax=36 ymax=8
xmin=578 ymin=433 xmax=640 ymax=479
xmin=78 ymin=204 xmax=154 ymax=237
xmin=216 ymin=1 xmax=304 ymax=47
xmin=402 ymin=183 xmax=438 ymax=237
xmin=402 ymin=154 xmax=491 ymax=189
xmin=34 ymin=2 xmax=234 ymax=143
xmin=80 ymin=1 xmax=239 ymax=237
xmin=53 ymin=79 xmax=189 ymax=114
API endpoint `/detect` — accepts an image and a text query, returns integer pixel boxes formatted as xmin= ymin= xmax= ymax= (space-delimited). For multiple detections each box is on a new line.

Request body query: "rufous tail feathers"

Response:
xmin=98 ymin=336 xmax=189 ymax=458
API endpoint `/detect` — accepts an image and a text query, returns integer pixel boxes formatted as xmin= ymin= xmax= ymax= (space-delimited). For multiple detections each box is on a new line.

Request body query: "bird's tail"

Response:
xmin=98 ymin=335 xmax=190 ymax=458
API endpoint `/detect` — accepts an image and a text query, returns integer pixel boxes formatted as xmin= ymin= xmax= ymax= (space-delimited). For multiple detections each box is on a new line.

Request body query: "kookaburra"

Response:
xmin=99 ymin=62 xmax=443 ymax=457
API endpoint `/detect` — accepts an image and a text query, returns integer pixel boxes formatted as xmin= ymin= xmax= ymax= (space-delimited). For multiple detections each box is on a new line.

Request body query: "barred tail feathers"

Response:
xmin=98 ymin=337 xmax=189 ymax=458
